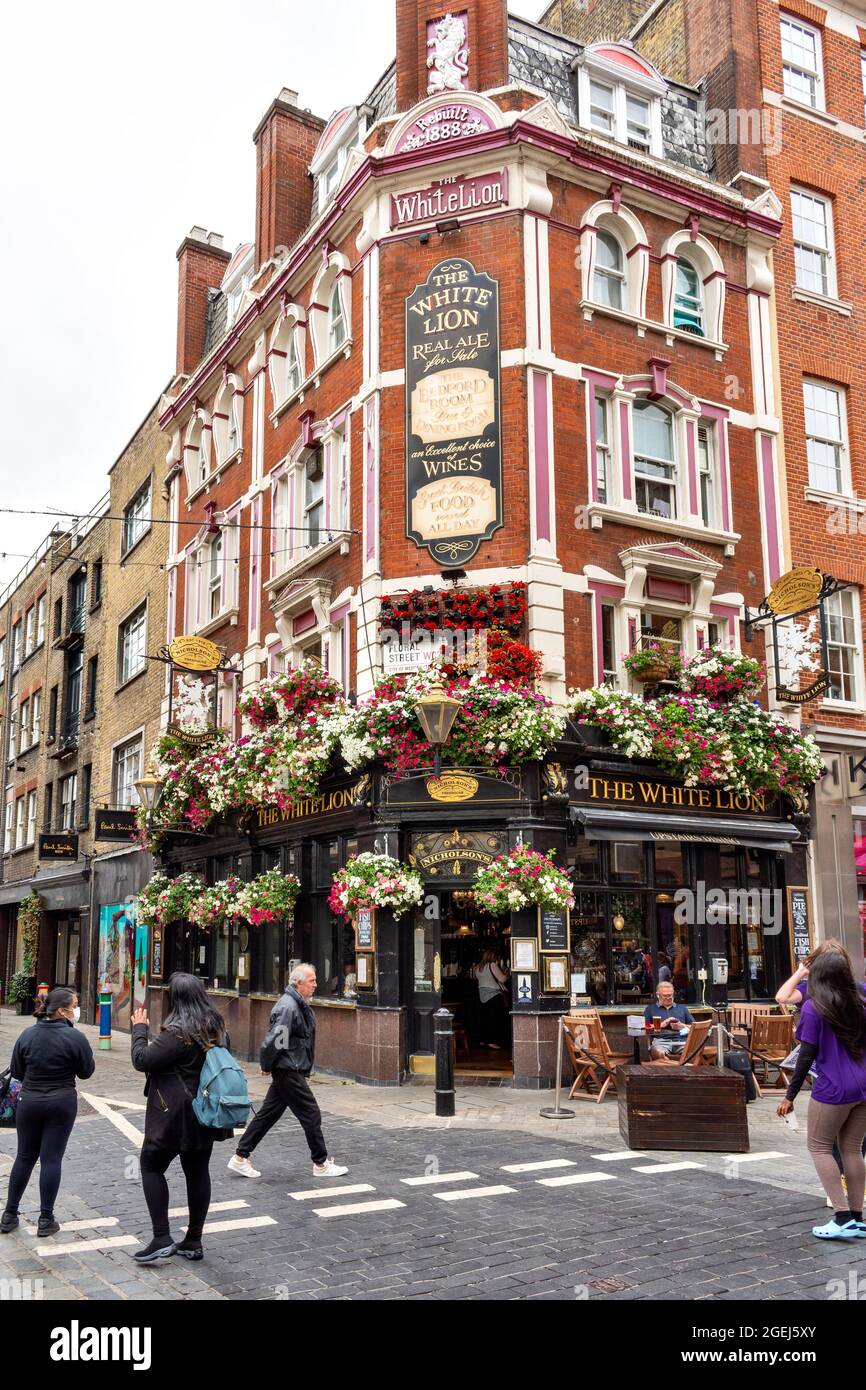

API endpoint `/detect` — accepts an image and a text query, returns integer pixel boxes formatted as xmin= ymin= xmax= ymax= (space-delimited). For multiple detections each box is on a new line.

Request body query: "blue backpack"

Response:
xmin=192 ymin=1047 xmax=251 ymax=1130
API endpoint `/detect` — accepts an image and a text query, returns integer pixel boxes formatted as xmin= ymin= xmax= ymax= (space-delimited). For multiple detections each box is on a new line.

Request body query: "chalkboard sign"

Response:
xmin=151 ymin=927 xmax=164 ymax=982
xmin=787 ymin=886 xmax=812 ymax=964
xmin=538 ymin=905 xmax=570 ymax=954
xmin=355 ymin=909 xmax=376 ymax=952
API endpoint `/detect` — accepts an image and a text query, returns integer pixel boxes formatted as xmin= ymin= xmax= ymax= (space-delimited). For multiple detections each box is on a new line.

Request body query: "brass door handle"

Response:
xmin=433 ymin=952 xmax=442 ymax=992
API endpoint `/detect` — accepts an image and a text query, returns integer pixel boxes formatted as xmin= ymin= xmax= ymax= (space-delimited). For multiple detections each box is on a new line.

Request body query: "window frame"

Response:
xmin=122 ymin=480 xmax=152 ymax=556
xmin=58 ymin=773 xmax=78 ymax=832
xmin=803 ymin=378 xmax=850 ymax=497
xmin=117 ymin=601 xmax=148 ymax=686
xmin=791 ymin=188 xmax=836 ymax=299
xmin=632 ymin=399 xmax=678 ymax=521
xmin=592 ymin=229 xmax=626 ymax=311
xmin=780 ymin=15 xmax=824 ymax=110
xmin=31 ymin=689 xmax=41 ymax=746
xmin=673 ymin=257 xmax=705 ymax=336
xmin=822 ymin=588 xmax=864 ymax=708
xmin=112 ymin=732 xmax=144 ymax=810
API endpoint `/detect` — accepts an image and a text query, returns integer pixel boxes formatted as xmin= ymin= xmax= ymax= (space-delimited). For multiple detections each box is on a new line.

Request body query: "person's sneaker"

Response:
xmin=227 ymin=1154 xmax=261 ymax=1178
xmin=172 ymin=1238 xmax=204 ymax=1262
xmin=313 ymin=1158 xmax=349 ymax=1178
xmin=812 ymin=1218 xmax=864 ymax=1240
xmin=36 ymin=1217 xmax=60 ymax=1238
xmin=0 ymin=1211 xmax=19 ymax=1235
xmin=132 ymin=1237 xmax=176 ymax=1264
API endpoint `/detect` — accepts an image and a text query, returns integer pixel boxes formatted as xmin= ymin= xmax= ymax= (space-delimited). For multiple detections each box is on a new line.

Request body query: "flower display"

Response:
xmin=137 ymin=871 xmax=206 ymax=928
xmin=327 ymin=853 xmax=424 ymax=920
xmin=679 ymin=646 xmax=764 ymax=702
xmin=472 ymin=846 xmax=575 ymax=917
xmin=622 ymin=639 xmax=680 ymax=681
xmin=236 ymin=869 xmax=301 ymax=925
xmin=239 ymin=661 xmax=346 ymax=730
xmin=378 ymin=581 xmax=527 ymax=636
xmin=189 ymin=876 xmax=243 ymax=929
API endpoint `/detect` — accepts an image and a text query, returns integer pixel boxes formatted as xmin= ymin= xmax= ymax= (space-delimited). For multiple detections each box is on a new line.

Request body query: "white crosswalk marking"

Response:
xmin=501 ymin=1159 xmax=576 ymax=1173
xmin=631 ymin=1161 xmax=705 ymax=1174
xmin=537 ymin=1172 xmax=617 ymax=1188
xmin=23 ymin=1217 xmax=118 ymax=1235
xmin=35 ymin=1234 xmax=140 ymax=1257
xmin=433 ymin=1185 xmax=515 ymax=1202
xmin=169 ymin=1200 xmax=249 ymax=1217
xmin=591 ymin=1151 xmax=646 ymax=1162
xmin=313 ymin=1199 xmax=405 ymax=1218
xmin=723 ymin=1152 xmax=786 ymax=1163
xmin=192 ymin=1216 xmax=277 ymax=1235
xmin=400 ymin=1171 xmax=479 ymax=1186
xmin=79 ymin=1092 xmax=143 ymax=1147
xmin=289 ymin=1183 xmax=376 ymax=1201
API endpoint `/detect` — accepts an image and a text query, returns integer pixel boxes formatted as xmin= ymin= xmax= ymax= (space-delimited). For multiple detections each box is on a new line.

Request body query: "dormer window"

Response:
xmin=575 ymin=42 xmax=666 ymax=159
xmin=221 ymin=243 xmax=255 ymax=330
xmin=320 ymin=158 xmax=341 ymax=202
xmin=310 ymin=105 xmax=367 ymax=211
xmin=673 ymin=259 xmax=704 ymax=335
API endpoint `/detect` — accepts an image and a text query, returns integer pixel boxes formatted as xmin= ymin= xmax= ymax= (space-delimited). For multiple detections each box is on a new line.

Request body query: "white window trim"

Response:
xmin=780 ymin=15 xmax=825 ymax=113
xmin=117 ymin=600 xmax=149 ymax=688
xmin=190 ymin=522 xmax=240 ymax=634
xmin=308 ymin=254 xmax=353 ymax=370
xmin=122 ymin=479 xmax=153 ymax=556
xmin=182 ymin=409 xmax=213 ymax=498
xmin=268 ymin=306 xmax=308 ymax=419
xmin=790 ymin=186 xmax=837 ymax=300
xmin=575 ymin=52 xmax=665 ymax=157
xmin=111 ymin=727 xmax=145 ymax=810
xmin=820 ymin=587 xmax=865 ymax=711
xmin=580 ymin=201 xmax=650 ymax=321
xmin=660 ymin=230 xmax=726 ymax=342
xmin=212 ymin=375 xmax=244 ymax=470
xmin=803 ymin=377 xmax=851 ymax=499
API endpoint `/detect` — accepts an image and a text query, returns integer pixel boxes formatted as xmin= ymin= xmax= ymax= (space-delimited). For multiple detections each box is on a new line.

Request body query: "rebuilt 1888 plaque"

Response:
xmin=405 ymin=257 xmax=502 ymax=565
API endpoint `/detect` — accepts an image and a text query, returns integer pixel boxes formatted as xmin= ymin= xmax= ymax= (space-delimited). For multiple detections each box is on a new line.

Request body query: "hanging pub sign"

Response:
xmin=39 ymin=833 xmax=79 ymax=860
xmin=745 ymin=569 xmax=846 ymax=704
xmin=405 ymin=257 xmax=503 ymax=566
xmin=94 ymin=809 xmax=138 ymax=842
xmin=168 ymin=635 xmax=222 ymax=672
xmin=156 ymin=637 xmax=239 ymax=750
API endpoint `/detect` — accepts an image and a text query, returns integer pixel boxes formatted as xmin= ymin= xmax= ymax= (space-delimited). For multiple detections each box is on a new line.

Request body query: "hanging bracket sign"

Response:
xmin=744 ymin=569 xmax=846 ymax=705
xmin=405 ymin=257 xmax=503 ymax=565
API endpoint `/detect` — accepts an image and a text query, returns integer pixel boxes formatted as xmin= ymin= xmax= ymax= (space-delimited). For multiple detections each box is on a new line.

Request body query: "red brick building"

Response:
xmin=544 ymin=0 xmax=866 ymax=974
xmin=153 ymin=0 xmax=811 ymax=1084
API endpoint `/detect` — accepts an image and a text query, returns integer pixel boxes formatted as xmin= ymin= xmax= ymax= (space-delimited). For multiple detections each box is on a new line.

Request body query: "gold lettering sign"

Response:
xmin=582 ymin=775 xmax=769 ymax=816
xmin=408 ymin=828 xmax=506 ymax=878
xmin=425 ymin=773 xmax=479 ymax=803
xmin=169 ymin=635 xmax=222 ymax=672
xmin=411 ymin=368 xmax=495 ymax=443
xmin=411 ymin=476 xmax=498 ymax=541
xmin=248 ymin=783 xmax=362 ymax=829
xmin=766 ymin=567 xmax=822 ymax=616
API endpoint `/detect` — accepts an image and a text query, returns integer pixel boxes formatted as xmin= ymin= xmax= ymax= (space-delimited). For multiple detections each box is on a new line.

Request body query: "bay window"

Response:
xmin=633 ymin=401 xmax=676 ymax=519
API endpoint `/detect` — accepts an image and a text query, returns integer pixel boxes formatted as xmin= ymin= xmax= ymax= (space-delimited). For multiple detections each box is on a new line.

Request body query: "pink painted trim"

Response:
xmin=619 ymin=400 xmax=632 ymax=502
xmin=293 ymin=609 xmax=317 ymax=637
xmin=760 ymin=435 xmax=781 ymax=585
xmin=587 ymin=580 xmax=625 ymax=597
xmin=532 ymin=371 xmax=551 ymax=543
xmin=628 ymin=617 xmax=637 ymax=652
xmin=686 ymin=419 xmax=698 ymax=515
xmin=329 ymin=601 xmax=350 ymax=624
xmin=582 ymin=367 xmax=619 ymax=390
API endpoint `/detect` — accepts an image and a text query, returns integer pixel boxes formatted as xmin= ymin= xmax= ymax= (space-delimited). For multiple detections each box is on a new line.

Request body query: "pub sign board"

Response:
xmin=39 ymin=833 xmax=79 ymax=861
xmin=405 ymin=257 xmax=502 ymax=565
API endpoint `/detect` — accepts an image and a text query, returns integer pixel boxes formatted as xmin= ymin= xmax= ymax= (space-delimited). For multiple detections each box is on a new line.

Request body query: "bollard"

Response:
xmin=98 ymin=990 xmax=113 ymax=1051
xmin=36 ymin=981 xmax=49 ymax=1005
xmin=433 ymin=1007 xmax=455 ymax=1118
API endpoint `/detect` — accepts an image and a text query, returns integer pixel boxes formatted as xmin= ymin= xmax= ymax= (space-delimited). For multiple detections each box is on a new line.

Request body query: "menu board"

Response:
xmin=151 ymin=927 xmax=164 ymax=982
xmin=787 ymin=887 xmax=812 ymax=963
xmin=355 ymin=909 xmax=376 ymax=951
xmin=538 ymin=905 xmax=570 ymax=954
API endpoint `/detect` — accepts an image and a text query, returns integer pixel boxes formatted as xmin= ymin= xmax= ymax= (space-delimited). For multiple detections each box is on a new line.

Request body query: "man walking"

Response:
xmin=228 ymin=964 xmax=348 ymax=1179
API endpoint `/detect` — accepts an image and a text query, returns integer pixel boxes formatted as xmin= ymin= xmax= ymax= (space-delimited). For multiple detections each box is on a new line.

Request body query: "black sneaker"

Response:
xmin=0 ymin=1211 xmax=19 ymax=1234
xmin=172 ymin=1239 xmax=203 ymax=1261
xmin=132 ymin=1237 xmax=176 ymax=1264
xmin=36 ymin=1217 xmax=60 ymax=1238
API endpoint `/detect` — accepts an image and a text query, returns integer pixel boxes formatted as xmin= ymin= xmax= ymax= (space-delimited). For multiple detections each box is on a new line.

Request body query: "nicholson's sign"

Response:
xmin=405 ymin=257 xmax=503 ymax=565
xmin=390 ymin=171 xmax=507 ymax=229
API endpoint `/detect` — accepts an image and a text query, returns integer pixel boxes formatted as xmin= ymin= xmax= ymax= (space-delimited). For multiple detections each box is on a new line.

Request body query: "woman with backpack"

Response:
xmin=1 ymin=987 xmax=95 ymax=1237
xmin=130 ymin=972 xmax=234 ymax=1264
xmin=778 ymin=947 xmax=866 ymax=1239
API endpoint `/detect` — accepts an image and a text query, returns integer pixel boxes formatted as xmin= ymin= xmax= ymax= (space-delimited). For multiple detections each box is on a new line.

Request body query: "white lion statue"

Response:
xmin=427 ymin=13 xmax=469 ymax=93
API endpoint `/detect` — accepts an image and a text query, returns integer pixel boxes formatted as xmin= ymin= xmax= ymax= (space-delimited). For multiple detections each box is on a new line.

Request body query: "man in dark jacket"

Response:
xmin=228 ymin=964 xmax=348 ymax=1180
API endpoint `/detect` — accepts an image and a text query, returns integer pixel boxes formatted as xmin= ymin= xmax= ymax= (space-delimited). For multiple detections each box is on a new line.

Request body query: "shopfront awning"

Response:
xmin=571 ymin=806 xmax=800 ymax=854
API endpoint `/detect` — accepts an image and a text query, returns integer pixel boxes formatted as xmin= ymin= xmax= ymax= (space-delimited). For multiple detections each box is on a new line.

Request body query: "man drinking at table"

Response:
xmin=644 ymin=982 xmax=695 ymax=1060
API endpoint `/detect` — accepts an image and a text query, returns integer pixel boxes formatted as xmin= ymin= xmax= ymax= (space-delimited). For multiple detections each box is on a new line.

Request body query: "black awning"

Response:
xmin=572 ymin=805 xmax=799 ymax=854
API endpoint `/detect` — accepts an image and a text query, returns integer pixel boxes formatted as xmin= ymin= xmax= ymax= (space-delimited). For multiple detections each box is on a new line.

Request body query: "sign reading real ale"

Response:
xmin=405 ymin=257 xmax=502 ymax=566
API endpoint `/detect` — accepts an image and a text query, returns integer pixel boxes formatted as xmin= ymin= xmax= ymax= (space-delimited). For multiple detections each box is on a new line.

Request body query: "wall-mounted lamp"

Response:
xmin=436 ymin=218 xmax=460 ymax=235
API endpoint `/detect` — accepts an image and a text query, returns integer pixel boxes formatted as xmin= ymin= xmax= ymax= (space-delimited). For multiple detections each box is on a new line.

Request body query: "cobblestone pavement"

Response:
xmin=2 ymin=1009 xmax=865 ymax=1302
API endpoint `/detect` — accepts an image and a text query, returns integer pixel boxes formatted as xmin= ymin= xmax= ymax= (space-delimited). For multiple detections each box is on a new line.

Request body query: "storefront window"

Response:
xmin=212 ymin=921 xmax=238 ymax=988
xmin=571 ymin=838 xmax=601 ymax=883
xmin=570 ymin=892 xmax=607 ymax=1004
xmin=310 ymin=897 xmax=355 ymax=998
xmin=609 ymin=840 xmax=646 ymax=883
xmin=252 ymin=920 xmax=282 ymax=995
xmin=610 ymin=893 xmax=652 ymax=1003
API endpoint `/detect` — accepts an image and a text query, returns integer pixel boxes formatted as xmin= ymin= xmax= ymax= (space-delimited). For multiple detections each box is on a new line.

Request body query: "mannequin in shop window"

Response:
xmin=476 ymin=951 xmax=510 ymax=1050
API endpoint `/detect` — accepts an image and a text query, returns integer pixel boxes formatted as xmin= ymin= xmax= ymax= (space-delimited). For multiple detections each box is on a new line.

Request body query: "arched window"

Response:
xmin=286 ymin=334 xmax=301 ymax=396
xmin=207 ymin=533 xmax=223 ymax=621
xmin=633 ymin=401 xmax=676 ymax=519
xmin=328 ymin=281 xmax=346 ymax=355
xmin=673 ymin=258 xmax=704 ymax=335
xmin=593 ymin=231 xmax=625 ymax=309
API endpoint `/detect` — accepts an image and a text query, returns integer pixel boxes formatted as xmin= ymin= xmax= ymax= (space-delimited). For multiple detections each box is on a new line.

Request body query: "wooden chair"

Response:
xmin=749 ymin=1013 xmax=795 ymax=1088
xmin=726 ymin=1002 xmax=776 ymax=1046
xmin=644 ymin=1017 xmax=714 ymax=1069
xmin=563 ymin=1012 xmax=631 ymax=1104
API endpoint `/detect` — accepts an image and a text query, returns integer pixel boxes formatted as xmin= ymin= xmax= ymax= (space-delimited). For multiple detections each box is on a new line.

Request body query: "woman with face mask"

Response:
xmin=0 ymin=987 xmax=95 ymax=1237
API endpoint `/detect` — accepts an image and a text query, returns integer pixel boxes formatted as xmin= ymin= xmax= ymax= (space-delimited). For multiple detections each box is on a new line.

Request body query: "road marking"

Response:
xmin=23 ymin=1217 xmax=119 ymax=1235
xmin=190 ymin=1216 xmax=277 ymax=1235
xmin=537 ymin=1172 xmax=617 ymax=1188
xmin=723 ymin=1151 xmax=787 ymax=1163
xmin=501 ymin=1159 xmax=576 ymax=1173
xmin=169 ymin=1200 xmax=249 ymax=1218
xmin=35 ymin=1234 xmax=140 ymax=1257
xmin=591 ymin=1151 xmax=647 ymax=1162
xmin=400 ymin=1171 xmax=479 ymax=1186
xmin=313 ymin=1199 xmax=405 ymax=1219
xmin=433 ymin=1185 xmax=515 ymax=1202
xmin=79 ymin=1092 xmax=143 ymax=1147
xmin=289 ymin=1183 xmax=376 ymax=1201
xmin=631 ymin=1161 xmax=706 ymax=1174
xmin=95 ymin=1098 xmax=146 ymax=1112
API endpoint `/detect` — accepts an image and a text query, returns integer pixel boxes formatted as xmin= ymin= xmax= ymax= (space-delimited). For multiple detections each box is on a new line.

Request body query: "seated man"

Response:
xmin=644 ymin=982 xmax=695 ymax=1060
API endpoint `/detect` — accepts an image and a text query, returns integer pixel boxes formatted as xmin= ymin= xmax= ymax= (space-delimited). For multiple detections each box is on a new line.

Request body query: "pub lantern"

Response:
xmin=413 ymin=681 xmax=462 ymax=775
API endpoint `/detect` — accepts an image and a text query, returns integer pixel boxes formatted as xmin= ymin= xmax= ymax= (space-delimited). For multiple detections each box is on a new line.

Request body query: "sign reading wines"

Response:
xmin=405 ymin=257 xmax=502 ymax=565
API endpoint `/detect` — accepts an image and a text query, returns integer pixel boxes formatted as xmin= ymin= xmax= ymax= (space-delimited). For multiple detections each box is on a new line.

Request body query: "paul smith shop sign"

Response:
xmin=405 ymin=257 xmax=503 ymax=565
xmin=573 ymin=774 xmax=781 ymax=818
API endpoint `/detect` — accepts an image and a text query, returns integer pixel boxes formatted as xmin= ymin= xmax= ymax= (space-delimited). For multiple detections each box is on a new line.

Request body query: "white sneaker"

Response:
xmin=227 ymin=1155 xmax=261 ymax=1178
xmin=313 ymin=1158 xmax=349 ymax=1178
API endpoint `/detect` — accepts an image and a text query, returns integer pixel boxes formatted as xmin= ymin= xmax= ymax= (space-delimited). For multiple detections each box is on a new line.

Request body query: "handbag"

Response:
xmin=0 ymin=1067 xmax=22 ymax=1129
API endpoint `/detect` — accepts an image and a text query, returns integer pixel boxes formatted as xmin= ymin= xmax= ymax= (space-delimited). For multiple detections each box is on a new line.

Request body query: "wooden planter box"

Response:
xmin=617 ymin=1065 xmax=749 ymax=1153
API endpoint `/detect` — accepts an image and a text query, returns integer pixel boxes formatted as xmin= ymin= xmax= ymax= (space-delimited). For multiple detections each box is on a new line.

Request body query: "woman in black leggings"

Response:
xmin=1 ymin=987 xmax=95 ymax=1237
xmin=130 ymin=973 xmax=231 ymax=1265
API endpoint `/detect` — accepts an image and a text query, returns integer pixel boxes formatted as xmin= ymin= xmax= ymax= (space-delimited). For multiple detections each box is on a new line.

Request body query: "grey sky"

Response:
xmin=0 ymin=0 xmax=543 ymax=588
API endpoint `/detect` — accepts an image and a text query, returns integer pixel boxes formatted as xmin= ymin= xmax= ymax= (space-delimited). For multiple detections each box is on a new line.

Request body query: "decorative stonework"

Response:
xmin=426 ymin=12 xmax=469 ymax=94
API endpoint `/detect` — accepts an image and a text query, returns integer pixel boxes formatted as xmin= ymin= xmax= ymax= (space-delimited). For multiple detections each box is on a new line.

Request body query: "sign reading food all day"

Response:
xmin=405 ymin=257 xmax=503 ymax=565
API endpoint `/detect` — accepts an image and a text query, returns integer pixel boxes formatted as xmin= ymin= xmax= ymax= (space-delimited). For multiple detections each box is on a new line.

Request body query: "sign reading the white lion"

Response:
xmin=405 ymin=257 xmax=503 ymax=565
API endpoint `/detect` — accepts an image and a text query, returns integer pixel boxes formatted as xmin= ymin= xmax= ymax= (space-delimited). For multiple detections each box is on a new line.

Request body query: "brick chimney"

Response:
xmin=396 ymin=0 xmax=509 ymax=112
xmin=682 ymin=0 xmax=767 ymax=184
xmin=175 ymin=227 xmax=231 ymax=378
xmin=253 ymin=89 xmax=326 ymax=269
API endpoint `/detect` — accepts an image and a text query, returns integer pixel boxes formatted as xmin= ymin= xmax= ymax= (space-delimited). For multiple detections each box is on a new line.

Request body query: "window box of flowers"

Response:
xmin=236 ymin=869 xmax=301 ymax=926
xmin=680 ymin=647 xmax=764 ymax=703
xmin=472 ymin=846 xmax=575 ymax=917
xmin=327 ymin=853 xmax=424 ymax=921
xmin=137 ymin=871 xmax=206 ymax=929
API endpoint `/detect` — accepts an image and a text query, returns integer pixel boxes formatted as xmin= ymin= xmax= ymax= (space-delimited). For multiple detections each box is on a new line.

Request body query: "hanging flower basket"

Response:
xmin=236 ymin=869 xmax=301 ymax=925
xmin=623 ymin=640 xmax=676 ymax=684
xmin=189 ymin=876 xmax=243 ymax=929
xmin=472 ymin=846 xmax=575 ymax=918
xmin=327 ymin=853 xmax=424 ymax=920
xmin=680 ymin=647 xmax=764 ymax=703
xmin=137 ymin=872 xmax=206 ymax=929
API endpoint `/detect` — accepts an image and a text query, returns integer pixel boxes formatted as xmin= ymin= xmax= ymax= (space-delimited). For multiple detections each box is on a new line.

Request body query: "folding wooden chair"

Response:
xmin=643 ymin=1017 xmax=713 ymax=1069
xmin=749 ymin=1013 xmax=795 ymax=1088
xmin=562 ymin=1012 xmax=631 ymax=1103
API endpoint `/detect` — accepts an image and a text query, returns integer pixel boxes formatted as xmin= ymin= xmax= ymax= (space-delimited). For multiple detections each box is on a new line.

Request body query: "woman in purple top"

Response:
xmin=778 ymin=947 xmax=866 ymax=1239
